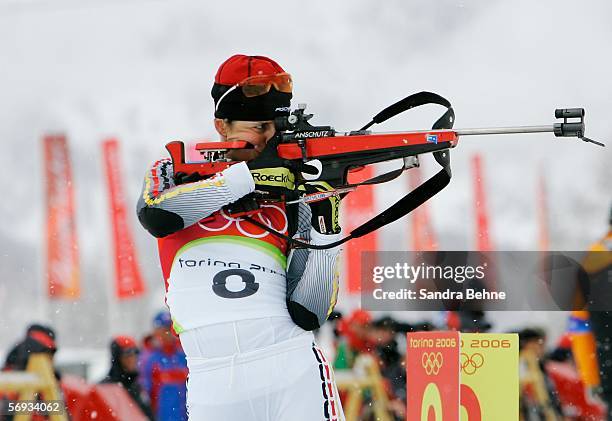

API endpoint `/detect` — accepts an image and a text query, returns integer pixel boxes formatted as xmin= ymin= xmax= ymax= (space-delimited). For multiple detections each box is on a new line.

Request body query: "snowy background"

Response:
xmin=0 ymin=0 xmax=610 ymax=370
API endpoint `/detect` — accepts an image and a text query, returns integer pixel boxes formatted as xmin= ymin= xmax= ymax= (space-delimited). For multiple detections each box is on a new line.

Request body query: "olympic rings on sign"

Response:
xmin=460 ymin=352 xmax=484 ymax=375
xmin=421 ymin=352 xmax=444 ymax=376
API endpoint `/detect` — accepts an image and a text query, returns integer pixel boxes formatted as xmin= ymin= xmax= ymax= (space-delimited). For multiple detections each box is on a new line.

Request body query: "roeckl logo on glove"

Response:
xmin=252 ymin=173 xmax=291 ymax=183
xmin=251 ymin=168 xmax=295 ymax=189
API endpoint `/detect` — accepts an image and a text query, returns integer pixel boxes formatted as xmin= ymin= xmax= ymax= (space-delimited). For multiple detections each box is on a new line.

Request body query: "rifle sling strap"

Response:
xmin=244 ymin=150 xmax=450 ymax=250
xmin=244 ymin=91 xmax=455 ymax=250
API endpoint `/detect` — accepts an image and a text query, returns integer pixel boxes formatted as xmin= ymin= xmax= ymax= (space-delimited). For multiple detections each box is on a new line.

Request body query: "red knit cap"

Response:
xmin=112 ymin=335 xmax=139 ymax=353
xmin=211 ymin=55 xmax=292 ymax=121
xmin=215 ymin=55 xmax=286 ymax=86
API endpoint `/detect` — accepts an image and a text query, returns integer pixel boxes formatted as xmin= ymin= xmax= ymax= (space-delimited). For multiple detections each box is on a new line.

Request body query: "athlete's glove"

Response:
xmin=304 ymin=181 xmax=341 ymax=235
xmin=173 ymin=171 xmax=205 ymax=185
xmin=174 ymin=165 xmax=295 ymax=193
xmin=248 ymin=167 xmax=295 ymax=195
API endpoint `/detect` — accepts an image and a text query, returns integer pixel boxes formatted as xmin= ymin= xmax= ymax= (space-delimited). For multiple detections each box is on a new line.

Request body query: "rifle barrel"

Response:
xmin=456 ymin=125 xmax=553 ymax=136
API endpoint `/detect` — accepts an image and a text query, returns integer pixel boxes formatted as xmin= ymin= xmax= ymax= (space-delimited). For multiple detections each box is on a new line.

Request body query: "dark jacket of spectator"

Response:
xmin=101 ymin=336 xmax=155 ymax=421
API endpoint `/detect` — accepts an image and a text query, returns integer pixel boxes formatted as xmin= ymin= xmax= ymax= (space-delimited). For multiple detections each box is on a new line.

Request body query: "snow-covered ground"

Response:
xmin=0 ymin=0 xmax=610 ymax=355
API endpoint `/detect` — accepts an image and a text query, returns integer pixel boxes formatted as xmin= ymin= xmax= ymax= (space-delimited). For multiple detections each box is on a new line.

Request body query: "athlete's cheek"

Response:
xmin=264 ymin=130 xmax=276 ymax=143
xmin=253 ymin=139 xmax=267 ymax=152
xmin=246 ymin=133 xmax=268 ymax=152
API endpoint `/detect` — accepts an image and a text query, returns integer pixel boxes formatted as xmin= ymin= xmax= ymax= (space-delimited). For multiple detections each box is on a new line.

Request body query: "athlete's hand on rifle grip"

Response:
xmin=249 ymin=167 xmax=295 ymax=194
xmin=304 ymin=181 xmax=341 ymax=235
xmin=174 ymin=171 xmax=206 ymax=185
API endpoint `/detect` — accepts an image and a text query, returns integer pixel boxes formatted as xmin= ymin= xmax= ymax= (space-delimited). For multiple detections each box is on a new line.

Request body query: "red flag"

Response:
xmin=44 ymin=134 xmax=80 ymax=299
xmin=471 ymin=154 xmax=500 ymax=294
xmin=472 ymin=154 xmax=494 ymax=251
xmin=102 ymin=139 xmax=146 ymax=299
xmin=343 ymin=167 xmax=378 ymax=294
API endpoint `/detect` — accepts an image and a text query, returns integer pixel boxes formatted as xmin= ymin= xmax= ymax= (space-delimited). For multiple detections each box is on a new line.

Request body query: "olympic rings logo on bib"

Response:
xmin=460 ymin=352 xmax=484 ymax=375
xmin=198 ymin=204 xmax=288 ymax=239
xmin=421 ymin=352 xmax=443 ymax=376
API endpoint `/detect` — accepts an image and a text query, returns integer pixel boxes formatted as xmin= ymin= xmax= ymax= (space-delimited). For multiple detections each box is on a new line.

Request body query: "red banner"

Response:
xmin=343 ymin=167 xmax=378 ymax=293
xmin=537 ymin=169 xmax=549 ymax=252
xmin=102 ymin=139 xmax=145 ymax=299
xmin=406 ymin=331 xmax=460 ymax=420
xmin=44 ymin=134 xmax=80 ymax=299
xmin=472 ymin=154 xmax=499 ymax=291
xmin=472 ymin=154 xmax=493 ymax=251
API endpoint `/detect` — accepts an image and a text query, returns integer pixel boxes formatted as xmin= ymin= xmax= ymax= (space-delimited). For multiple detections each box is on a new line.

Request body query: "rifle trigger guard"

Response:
xmin=297 ymin=138 xmax=307 ymax=161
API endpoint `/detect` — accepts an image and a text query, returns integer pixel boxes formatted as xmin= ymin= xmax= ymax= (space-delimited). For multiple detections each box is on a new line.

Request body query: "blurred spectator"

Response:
xmin=138 ymin=333 xmax=155 ymax=374
xmin=444 ymin=310 xmax=492 ymax=333
xmin=3 ymin=324 xmax=57 ymax=371
xmin=548 ymin=333 xmax=574 ymax=364
xmin=545 ymin=332 xmax=607 ymax=420
xmin=334 ymin=309 xmax=373 ymax=369
xmin=519 ymin=327 xmax=567 ymax=420
xmin=1 ymin=324 xmax=59 ymax=421
xmin=101 ymin=336 xmax=154 ymax=420
xmin=334 ymin=314 xmax=432 ymax=420
xmin=139 ymin=311 xmax=172 ymax=387
xmin=368 ymin=316 xmax=432 ymax=420
xmin=583 ymin=203 xmax=612 ymax=417
xmin=520 ymin=328 xmax=548 ymax=359
xmin=3 ymin=324 xmax=58 ymax=374
xmin=141 ymin=311 xmax=188 ymax=421
xmin=370 ymin=317 xmax=406 ymax=421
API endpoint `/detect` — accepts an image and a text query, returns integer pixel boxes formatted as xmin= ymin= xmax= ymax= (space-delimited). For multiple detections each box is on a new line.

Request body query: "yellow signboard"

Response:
xmin=460 ymin=333 xmax=519 ymax=421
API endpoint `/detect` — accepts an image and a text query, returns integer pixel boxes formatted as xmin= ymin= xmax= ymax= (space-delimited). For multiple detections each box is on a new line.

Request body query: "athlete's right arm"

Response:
xmin=136 ymin=158 xmax=255 ymax=238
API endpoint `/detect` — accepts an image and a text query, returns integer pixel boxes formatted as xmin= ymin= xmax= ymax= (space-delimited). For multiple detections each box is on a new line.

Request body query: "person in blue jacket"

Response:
xmin=141 ymin=310 xmax=189 ymax=421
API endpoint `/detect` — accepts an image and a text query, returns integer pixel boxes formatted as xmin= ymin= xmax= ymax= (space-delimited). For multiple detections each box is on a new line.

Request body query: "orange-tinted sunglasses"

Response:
xmin=239 ymin=72 xmax=293 ymax=97
xmin=216 ymin=73 xmax=293 ymax=112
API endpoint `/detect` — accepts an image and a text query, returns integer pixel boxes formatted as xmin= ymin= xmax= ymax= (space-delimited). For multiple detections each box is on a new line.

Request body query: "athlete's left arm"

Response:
xmin=286 ymin=203 xmax=342 ymax=331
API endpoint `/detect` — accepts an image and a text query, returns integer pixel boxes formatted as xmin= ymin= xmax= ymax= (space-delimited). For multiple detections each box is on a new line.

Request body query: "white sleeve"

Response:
xmin=286 ymin=203 xmax=342 ymax=330
xmin=136 ymin=159 xmax=255 ymax=237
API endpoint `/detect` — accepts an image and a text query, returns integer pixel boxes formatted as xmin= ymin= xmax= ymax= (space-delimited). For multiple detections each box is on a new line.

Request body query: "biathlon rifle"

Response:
xmin=165 ymin=92 xmax=604 ymax=249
